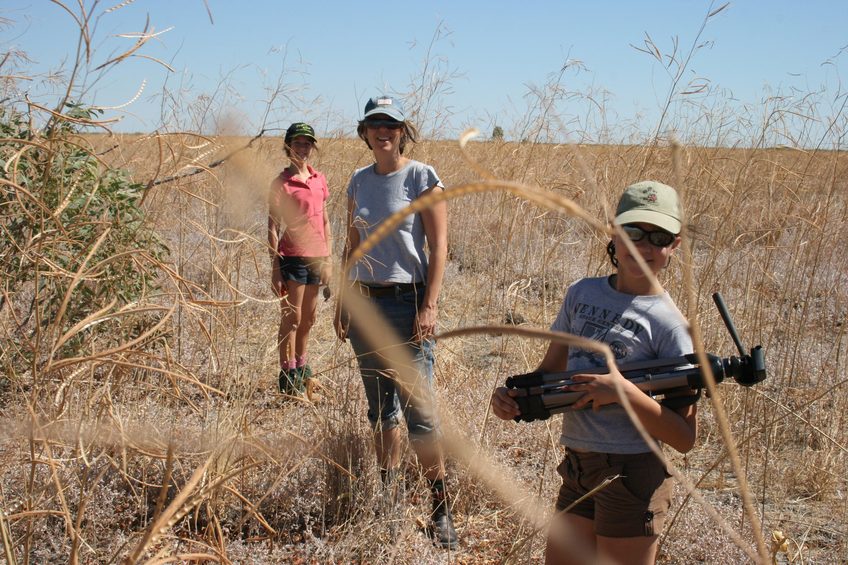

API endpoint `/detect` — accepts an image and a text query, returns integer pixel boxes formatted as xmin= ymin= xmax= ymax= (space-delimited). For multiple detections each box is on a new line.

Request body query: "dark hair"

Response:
xmin=356 ymin=120 xmax=419 ymax=155
xmin=607 ymin=241 xmax=618 ymax=268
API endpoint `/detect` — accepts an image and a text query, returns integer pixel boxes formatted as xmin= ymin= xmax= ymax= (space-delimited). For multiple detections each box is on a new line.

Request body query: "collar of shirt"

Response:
xmin=281 ymin=164 xmax=316 ymax=182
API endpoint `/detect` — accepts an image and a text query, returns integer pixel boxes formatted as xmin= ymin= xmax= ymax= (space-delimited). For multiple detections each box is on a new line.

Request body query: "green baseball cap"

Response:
xmin=285 ymin=122 xmax=317 ymax=145
xmin=614 ymin=180 xmax=682 ymax=234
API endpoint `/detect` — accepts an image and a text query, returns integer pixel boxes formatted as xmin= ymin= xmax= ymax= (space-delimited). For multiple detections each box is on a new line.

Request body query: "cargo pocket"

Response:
xmin=555 ymin=454 xmax=583 ymax=513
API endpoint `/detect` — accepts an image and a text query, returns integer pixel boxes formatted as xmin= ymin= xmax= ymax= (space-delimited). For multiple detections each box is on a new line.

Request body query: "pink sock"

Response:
xmin=295 ymin=355 xmax=306 ymax=368
xmin=284 ymin=359 xmax=297 ymax=370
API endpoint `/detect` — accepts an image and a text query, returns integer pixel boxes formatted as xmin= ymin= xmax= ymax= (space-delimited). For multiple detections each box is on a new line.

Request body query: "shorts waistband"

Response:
xmin=566 ymin=448 xmax=657 ymax=466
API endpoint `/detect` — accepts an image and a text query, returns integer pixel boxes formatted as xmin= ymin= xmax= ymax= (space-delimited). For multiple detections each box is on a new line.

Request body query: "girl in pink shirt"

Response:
xmin=268 ymin=122 xmax=331 ymax=396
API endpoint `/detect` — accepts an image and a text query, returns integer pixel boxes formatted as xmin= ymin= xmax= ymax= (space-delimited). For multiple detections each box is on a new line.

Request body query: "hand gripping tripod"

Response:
xmin=505 ymin=293 xmax=767 ymax=422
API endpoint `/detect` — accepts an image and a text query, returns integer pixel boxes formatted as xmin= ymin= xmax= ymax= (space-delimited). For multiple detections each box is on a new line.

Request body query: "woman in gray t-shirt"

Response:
xmin=334 ymin=95 xmax=456 ymax=550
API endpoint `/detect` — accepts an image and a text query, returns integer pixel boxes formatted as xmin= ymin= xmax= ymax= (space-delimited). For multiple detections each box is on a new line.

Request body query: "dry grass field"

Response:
xmin=1 ymin=118 xmax=846 ymax=565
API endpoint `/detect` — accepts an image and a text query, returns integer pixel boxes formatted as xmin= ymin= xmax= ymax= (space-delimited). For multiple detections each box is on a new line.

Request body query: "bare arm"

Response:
xmin=537 ymin=342 xmax=570 ymax=373
xmin=268 ymin=179 xmax=282 ymax=259
xmin=334 ymin=196 xmax=360 ymax=340
xmin=268 ymin=215 xmax=280 ymax=259
xmin=320 ymin=207 xmax=332 ymax=284
xmin=268 ymin=181 xmax=284 ymax=296
xmin=340 ymin=197 xmax=360 ymax=269
xmin=415 ymin=184 xmax=447 ymax=341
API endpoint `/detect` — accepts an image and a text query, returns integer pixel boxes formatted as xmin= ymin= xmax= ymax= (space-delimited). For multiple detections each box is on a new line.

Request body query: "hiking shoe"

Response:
xmin=429 ymin=509 xmax=458 ymax=550
xmin=290 ymin=368 xmax=306 ymax=394
xmin=277 ymin=369 xmax=288 ymax=393
xmin=278 ymin=368 xmax=305 ymax=395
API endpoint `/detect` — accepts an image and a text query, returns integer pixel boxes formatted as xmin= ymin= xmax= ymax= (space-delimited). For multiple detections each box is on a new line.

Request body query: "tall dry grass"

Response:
xmin=2 ymin=127 xmax=845 ymax=564
xmin=2 ymin=3 xmax=847 ymax=564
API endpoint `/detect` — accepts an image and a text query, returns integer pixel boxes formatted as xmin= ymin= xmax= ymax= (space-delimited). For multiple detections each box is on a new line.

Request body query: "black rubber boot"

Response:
xmin=429 ymin=479 xmax=458 ymax=550
xmin=278 ymin=368 xmax=305 ymax=395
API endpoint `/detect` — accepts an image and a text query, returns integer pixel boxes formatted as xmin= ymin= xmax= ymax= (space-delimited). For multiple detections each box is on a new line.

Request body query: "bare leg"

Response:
xmin=278 ymin=280 xmax=305 ymax=368
xmin=597 ymin=535 xmax=658 ymax=565
xmin=374 ymin=426 xmax=402 ymax=470
xmin=546 ymin=512 xmax=596 ymax=565
xmin=411 ymin=439 xmax=446 ymax=481
xmin=294 ymin=284 xmax=320 ymax=359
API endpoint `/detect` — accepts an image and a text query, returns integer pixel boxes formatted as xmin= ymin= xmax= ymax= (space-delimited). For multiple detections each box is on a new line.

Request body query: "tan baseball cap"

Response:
xmin=614 ymin=180 xmax=682 ymax=234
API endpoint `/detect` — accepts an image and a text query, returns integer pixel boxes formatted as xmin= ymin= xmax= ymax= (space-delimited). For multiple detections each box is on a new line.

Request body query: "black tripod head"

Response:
xmin=710 ymin=292 xmax=766 ymax=386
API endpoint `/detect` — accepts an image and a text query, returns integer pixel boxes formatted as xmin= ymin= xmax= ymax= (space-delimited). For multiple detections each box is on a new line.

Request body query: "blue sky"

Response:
xmin=2 ymin=1 xmax=846 ymax=143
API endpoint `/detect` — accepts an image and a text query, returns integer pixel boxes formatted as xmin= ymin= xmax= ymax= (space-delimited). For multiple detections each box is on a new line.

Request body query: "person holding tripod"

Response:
xmin=491 ymin=181 xmax=698 ymax=564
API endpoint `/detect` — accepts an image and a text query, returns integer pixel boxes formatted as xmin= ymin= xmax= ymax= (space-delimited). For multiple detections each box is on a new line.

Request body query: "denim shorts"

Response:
xmin=347 ymin=285 xmax=438 ymax=440
xmin=279 ymin=256 xmax=324 ymax=285
xmin=555 ymin=449 xmax=672 ymax=538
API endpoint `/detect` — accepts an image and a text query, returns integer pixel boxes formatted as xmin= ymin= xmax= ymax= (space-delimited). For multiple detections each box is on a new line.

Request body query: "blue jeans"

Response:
xmin=347 ymin=286 xmax=438 ymax=440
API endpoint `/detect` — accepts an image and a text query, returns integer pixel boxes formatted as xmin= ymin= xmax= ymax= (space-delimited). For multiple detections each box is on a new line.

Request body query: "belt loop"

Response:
xmin=354 ymin=281 xmax=372 ymax=298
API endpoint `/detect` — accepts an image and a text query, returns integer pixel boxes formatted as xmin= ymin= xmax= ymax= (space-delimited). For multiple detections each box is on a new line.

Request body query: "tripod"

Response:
xmin=505 ymin=293 xmax=767 ymax=422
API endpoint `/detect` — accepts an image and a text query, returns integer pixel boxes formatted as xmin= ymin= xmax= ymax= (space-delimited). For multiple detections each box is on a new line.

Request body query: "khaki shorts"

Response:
xmin=555 ymin=449 xmax=672 ymax=538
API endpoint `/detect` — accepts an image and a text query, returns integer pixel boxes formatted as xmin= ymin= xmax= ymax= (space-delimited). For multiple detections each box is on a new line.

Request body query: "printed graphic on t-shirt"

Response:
xmin=570 ymin=301 xmax=649 ymax=366
xmin=609 ymin=340 xmax=629 ymax=360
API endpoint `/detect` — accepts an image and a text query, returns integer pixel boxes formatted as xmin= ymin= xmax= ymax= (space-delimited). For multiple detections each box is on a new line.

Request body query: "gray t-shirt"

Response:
xmin=346 ymin=160 xmax=442 ymax=284
xmin=551 ymin=276 xmax=693 ymax=453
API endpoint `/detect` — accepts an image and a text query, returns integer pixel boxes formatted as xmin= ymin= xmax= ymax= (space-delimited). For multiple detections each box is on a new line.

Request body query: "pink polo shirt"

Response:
xmin=268 ymin=165 xmax=329 ymax=257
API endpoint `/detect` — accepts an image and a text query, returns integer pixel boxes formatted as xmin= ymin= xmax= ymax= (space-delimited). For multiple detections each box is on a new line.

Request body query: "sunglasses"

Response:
xmin=364 ymin=119 xmax=404 ymax=130
xmin=621 ymin=225 xmax=677 ymax=248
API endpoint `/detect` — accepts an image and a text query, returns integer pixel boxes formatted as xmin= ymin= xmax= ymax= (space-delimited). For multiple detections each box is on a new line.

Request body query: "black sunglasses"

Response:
xmin=621 ymin=225 xmax=677 ymax=248
xmin=364 ymin=119 xmax=404 ymax=130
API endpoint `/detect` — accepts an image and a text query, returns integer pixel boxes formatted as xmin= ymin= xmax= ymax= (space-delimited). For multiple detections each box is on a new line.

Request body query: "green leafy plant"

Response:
xmin=0 ymin=102 xmax=169 ymax=370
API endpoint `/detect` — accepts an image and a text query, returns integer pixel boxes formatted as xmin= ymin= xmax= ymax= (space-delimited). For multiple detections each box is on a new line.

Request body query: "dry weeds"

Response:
xmin=1 ymin=129 xmax=846 ymax=564
xmin=2 ymin=3 xmax=847 ymax=563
